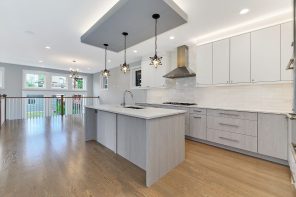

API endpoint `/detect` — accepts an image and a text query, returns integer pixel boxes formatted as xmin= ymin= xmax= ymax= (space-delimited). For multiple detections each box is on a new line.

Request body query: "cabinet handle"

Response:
xmin=193 ymin=110 xmax=202 ymax=113
xmin=219 ymin=113 xmax=239 ymax=117
xmin=193 ymin=116 xmax=202 ymax=119
xmin=219 ymin=123 xmax=239 ymax=128
xmin=219 ymin=137 xmax=239 ymax=143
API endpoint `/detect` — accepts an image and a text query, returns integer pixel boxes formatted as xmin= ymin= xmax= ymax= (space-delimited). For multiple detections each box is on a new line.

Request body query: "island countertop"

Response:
xmin=85 ymin=105 xmax=186 ymax=120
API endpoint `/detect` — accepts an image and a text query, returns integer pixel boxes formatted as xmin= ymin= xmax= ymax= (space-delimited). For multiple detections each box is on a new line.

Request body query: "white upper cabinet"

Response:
xmin=141 ymin=58 xmax=166 ymax=88
xmin=251 ymin=25 xmax=281 ymax=82
xmin=281 ymin=22 xmax=294 ymax=81
xmin=196 ymin=43 xmax=213 ymax=85
xmin=213 ymin=39 xmax=230 ymax=84
xmin=230 ymin=33 xmax=251 ymax=83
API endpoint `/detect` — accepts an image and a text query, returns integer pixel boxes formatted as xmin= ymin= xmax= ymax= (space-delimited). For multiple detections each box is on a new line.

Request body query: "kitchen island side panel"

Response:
xmin=85 ymin=108 xmax=97 ymax=141
xmin=146 ymin=114 xmax=185 ymax=187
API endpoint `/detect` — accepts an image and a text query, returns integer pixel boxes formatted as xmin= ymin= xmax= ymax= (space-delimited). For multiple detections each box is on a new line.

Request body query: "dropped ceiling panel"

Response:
xmin=81 ymin=0 xmax=188 ymax=52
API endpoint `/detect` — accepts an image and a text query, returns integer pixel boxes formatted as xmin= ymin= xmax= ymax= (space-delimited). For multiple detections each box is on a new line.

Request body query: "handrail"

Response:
xmin=5 ymin=96 xmax=100 ymax=99
xmin=2 ymin=95 xmax=100 ymax=121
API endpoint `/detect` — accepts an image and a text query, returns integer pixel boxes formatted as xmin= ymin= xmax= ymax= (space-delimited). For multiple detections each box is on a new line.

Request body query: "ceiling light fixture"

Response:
xmin=240 ymin=8 xmax=250 ymax=15
xmin=169 ymin=36 xmax=175 ymax=40
xmin=120 ymin=32 xmax=130 ymax=74
xmin=133 ymin=50 xmax=138 ymax=53
xmin=102 ymin=44 xmax=111 ymax=77
xmin=150 ymin=13 xmax=162 ymax=68
xmin=45 ymin=46 xmax=51 ymax=50
xmin=38 ymin=60 xmax=43 ymax=63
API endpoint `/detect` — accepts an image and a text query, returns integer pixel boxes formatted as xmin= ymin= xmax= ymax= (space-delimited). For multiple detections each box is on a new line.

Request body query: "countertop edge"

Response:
xmin=85 ymin=105 xmax=186 ymax=120
xmin=137 ymin=103 xmax=292 ymax=115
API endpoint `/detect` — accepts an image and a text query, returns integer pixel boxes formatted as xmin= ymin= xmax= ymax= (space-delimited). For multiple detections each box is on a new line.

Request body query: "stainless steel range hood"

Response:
xmin=163 ymin=45 xmax=196 ymax=79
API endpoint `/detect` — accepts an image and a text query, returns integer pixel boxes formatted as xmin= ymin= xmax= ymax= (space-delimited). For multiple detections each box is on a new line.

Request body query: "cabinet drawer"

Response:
xmin=207 ymin=116 xmax=257 ymax=137
xmin=189 ymin=114 xmax=207 ymax=140
xmin=207 ymin=129 xmax=257 ymax=152
xmin=207 ymin=109 xmax=257 ymax=120
xmin=190 ymin=108 xmax=206 ymax=115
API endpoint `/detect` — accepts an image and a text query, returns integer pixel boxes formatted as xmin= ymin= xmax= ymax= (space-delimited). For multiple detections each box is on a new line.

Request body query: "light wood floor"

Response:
xmin=0 ymin=116 xmax=295 ymax=197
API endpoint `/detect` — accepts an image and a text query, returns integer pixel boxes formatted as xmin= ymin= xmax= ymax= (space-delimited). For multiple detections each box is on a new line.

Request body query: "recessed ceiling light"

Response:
xmin=108 ymin=59 xmax=111 ymax=63
xmin=45 ymin=46 xmax=51 ymax=50
xmin=169 ymin=36 xmax=175 ymax=40
xmin=240 ymin=8 xmax=250 ymax=15
xmin=133 ymin=50 xmax=138 ymax=53
xmin=38 ymin=60 xmax=43 ymax=63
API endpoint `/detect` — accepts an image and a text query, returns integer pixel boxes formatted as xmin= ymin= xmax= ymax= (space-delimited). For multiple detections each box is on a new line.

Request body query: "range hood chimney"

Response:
xmin=163 ymin=45 xmax=196 ymax=79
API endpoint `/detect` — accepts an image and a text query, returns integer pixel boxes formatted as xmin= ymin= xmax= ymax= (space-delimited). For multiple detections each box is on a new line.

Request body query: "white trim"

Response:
xmin=0 ymin=67 xmax=5 ymax=89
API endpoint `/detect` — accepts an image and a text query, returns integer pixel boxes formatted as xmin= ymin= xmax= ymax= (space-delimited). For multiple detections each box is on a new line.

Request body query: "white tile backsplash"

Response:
xmin=147 ymin=83 xmax=293 ymax=112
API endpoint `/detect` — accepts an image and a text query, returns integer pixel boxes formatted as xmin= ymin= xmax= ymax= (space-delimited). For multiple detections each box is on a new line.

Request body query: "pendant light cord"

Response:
xmin=124 ymin=35 xmax=127 ymax=64
xmin=155 ymin=18 xmax=158 ymax=56
xmin=104 ymin=45 xmax=107 ymax=70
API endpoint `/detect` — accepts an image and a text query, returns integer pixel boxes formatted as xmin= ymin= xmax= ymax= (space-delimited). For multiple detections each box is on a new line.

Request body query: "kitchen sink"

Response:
xmin=124 ymin=106 xmax=144 ymax=109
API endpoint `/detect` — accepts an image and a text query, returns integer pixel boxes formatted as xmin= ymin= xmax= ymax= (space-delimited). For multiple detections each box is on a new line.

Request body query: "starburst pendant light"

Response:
xmin=149 ymin=13 xmax=162 ymax=68
xmin=120 ymin=32 xmax=130 ymax=73
xmin=102 ymin=44 xmax=110 ymax=77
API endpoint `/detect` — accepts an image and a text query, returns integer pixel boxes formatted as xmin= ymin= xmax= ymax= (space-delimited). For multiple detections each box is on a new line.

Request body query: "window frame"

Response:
xmin=100 ymin=75 xmax=109 ymax=90
xmin=72 ymin=75 xmax=87 ymax=91
xmin=51 ymin=74 xmax=69 ymax=90
xmin=23 ymin=70 xmax=47 ymax=90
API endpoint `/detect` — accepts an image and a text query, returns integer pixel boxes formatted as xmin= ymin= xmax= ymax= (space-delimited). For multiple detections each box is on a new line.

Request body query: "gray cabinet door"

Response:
xmin=258 ymin=113 xmax=288 ymax=160
xmin=190 ymin=114 xmax=207 ymax=140
xmin=251 ymin=25 xmax=281 ymax=82
xmin=213 ymin=38 xmax=230 ymax=84
xmin=96 ymin=111 xmax=117 ymax=153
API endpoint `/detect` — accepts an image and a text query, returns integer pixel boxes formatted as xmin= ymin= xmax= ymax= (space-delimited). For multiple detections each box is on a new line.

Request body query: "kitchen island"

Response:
xmin=84 ymin=105 xmax=186 ymax=187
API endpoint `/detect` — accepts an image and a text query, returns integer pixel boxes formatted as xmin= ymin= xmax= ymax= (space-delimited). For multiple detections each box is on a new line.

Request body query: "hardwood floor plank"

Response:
xmin=0 ymin=116 xmax=295 ymax=197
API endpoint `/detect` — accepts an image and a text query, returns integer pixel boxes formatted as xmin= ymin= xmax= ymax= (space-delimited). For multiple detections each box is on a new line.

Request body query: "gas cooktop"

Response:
xmin=162 ymin=102 xmax=197 ymax=106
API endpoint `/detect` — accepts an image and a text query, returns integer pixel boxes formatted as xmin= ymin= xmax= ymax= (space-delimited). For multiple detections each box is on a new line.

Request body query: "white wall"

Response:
xmin=93 ymin=62 xmax=147 ymax=105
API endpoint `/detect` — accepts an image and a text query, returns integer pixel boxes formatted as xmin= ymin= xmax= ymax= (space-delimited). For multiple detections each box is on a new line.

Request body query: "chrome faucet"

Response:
xmin=122 ymin=90 xmax=134 ymax=107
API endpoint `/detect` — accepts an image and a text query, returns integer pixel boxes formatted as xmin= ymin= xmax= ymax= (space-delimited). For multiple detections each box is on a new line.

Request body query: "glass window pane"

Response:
xmin=73 ymin=77 xmax=86 ymax=90
xmin=52 ymin=76 xmax=67 ymax=89
xmin=25 ymin=73 xmax=45 ymax=88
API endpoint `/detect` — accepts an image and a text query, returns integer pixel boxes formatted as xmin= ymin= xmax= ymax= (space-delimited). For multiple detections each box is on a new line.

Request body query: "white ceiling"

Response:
xmin=0 ymin=0 xmax=293 ymax=74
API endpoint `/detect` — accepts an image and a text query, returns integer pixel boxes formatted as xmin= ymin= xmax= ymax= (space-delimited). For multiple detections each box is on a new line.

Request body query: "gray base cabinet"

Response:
xmin=190 ymin=115 xmax=207 ymax=140
xmin=258 ymin=113 xmax=288 ymax=160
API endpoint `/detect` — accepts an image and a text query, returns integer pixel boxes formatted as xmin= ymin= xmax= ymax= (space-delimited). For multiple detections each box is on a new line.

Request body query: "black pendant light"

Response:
xmin=149 ymin=13 xmax=162 ymax=68
xmin=120 ymin=32 xmax=129 ymax=73
xmin=102 ymin=44 xmax=110 ymax=77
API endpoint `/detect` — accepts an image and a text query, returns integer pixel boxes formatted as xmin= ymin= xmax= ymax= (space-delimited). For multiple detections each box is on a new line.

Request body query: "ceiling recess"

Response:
xmin=80 ymin=0 xmax=188 ymax=52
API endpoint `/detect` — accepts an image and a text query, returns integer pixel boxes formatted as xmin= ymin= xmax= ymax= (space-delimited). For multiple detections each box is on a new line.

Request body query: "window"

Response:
xmin=0 ymin=67 xmax=4 ymax=89
xmin=73 ymin=77 xmax=87 ymax=90
xmin=24 ymin=72 xmax=46 ymax=89
xmin=130 ymin=66 xmax=141 ymax=88
xmin=51 ymin=75 xmax=68 ymax=89
xmin=100 ymin=76 xmax=108 ymax=89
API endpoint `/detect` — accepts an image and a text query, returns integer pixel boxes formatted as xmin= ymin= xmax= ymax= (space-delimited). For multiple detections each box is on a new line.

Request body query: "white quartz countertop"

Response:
xmin=85 ymin=105 xmax=186 ymax=120
xmin=137 ymin=103 xmax=292 ymax=115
